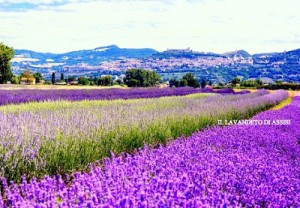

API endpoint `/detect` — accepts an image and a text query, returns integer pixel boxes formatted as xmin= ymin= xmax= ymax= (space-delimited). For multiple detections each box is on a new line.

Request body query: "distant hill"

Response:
xmin=14 ymin=45 xmax=158 ymax=65
xmin=252 ymin=49 xmax=300 ymax=64
xmin=223 ymin=50 xmax=251 ymax=58
xmin=62 ymin=45 xmax=158 ymax=60
xmin=13 ymin=49 xmax=57 ymax=60
xmin=152 ymin=49 xmax=254 ymax=59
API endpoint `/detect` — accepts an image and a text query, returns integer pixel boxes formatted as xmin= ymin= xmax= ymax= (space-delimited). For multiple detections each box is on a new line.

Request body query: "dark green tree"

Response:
xmin=201 ymin=78 xmax=207 ymax=89
xmin=182 ymin=73 xmax=194 ymax=86
xmin=60 ymin=73 xmax=64 ymax=81
xmin=88 ymin=76 xmax=97 ymax=86
xmin=11 ymin=75 xmax=19 ymax=84
xmin=179 ymin=79 xmax=187 ymax=87
xmin=51 ymin=72 xmax=55 ymax=84
xmin=97 ymin=76 xmax=113 ymax=86
xmin=169 ymin=73 xmax=200 ymax=88
xmin=193 ymin=79 xmax=200 ymax=88
xmin=0 ymin=42 xmax=14 ymax=84
xmin=241 ymin=80 xmax=255 ymax=87
xmin=126 ymin=78 xmax=139 ymax=87
xmin=67 ymin=76 xmax=76 ymax=82
xmin=33 ymin=72 xmax=43 ymax=83
xmin=78 ymin=76 xmax=90 ymax=85
xmin=124 ymin=69 xmax=161 ymax=87
xmin=169 ymin=78 xmax=177 ymax=87
xmin=231 ymin=77 xmax=241 ymax=85
xmin=182 ymin=73 xmax=200 ymax=88
xmin=255 ymin=78 xmax=263 ymax=86
xmin=114 ymin=79 xmax=122 ymax=85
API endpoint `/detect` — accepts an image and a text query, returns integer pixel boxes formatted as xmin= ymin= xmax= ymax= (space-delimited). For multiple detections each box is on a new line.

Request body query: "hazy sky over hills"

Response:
xmin=0 ymin=0 xmax=299 ymax=53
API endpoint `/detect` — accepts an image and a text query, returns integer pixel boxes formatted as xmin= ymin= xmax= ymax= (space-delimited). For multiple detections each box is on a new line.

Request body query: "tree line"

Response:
xmin=51 ymin=72 xmax=116 ymax=86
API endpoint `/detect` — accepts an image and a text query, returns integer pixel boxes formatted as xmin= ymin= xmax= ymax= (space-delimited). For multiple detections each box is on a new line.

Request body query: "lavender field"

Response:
xmin=0 ymin=92 xmax=298 ymax=207
xmin=0 ymin=89 xmax=288 ymax=181
xmin=0 ymin=88 xmax=295 ymax=207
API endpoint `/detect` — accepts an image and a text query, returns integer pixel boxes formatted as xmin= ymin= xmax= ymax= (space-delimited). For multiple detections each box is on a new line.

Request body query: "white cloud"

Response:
xmin=0 ymin=0 xmax=300 ymax=53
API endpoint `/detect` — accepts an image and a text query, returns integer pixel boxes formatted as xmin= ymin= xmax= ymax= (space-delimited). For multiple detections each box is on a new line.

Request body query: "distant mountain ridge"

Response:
xmin=14 ymin=45 xmax=158 ymax=65
xmin=14 ymin=45 xmax=300 ymax=62
xmin=11 ymin=45 xmax=300 ymax=83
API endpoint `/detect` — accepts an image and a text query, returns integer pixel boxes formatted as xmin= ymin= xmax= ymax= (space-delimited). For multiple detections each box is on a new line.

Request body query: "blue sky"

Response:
xmin=0 ymin=0 xmax=300 ymax=53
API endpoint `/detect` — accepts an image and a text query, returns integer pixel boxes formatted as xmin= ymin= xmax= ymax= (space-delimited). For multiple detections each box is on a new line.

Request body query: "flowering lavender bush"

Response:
xmin=0 ymin=91 xmax=298 ymax=207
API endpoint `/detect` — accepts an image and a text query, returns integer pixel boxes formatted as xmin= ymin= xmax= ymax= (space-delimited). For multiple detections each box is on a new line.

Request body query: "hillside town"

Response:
xmin=10 ymin=46 xmax=300 ymax=84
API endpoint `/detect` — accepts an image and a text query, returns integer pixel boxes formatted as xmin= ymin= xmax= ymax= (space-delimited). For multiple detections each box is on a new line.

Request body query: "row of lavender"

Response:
xmin=0 ymin=94 xmax=298 ymax=207
xmin=0 ymin=87 xmax=243 ymax=106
